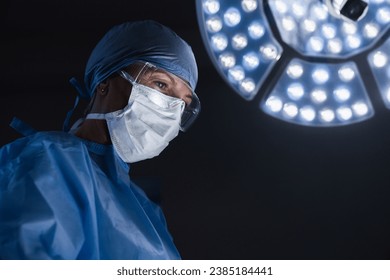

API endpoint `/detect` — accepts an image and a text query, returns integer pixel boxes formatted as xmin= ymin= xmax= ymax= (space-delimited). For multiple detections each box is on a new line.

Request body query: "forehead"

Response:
xmin=135 ymin=63 xmax=194 ymax=96
xmin=140 ymin=63 xmax=191 ymax=86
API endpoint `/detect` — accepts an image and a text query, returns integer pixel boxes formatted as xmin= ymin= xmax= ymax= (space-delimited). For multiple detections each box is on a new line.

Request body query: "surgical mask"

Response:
xmin=128 ymin=62 xmax=201 ymax=132
xmin=86 ymin=79 xmax=185 ymax=163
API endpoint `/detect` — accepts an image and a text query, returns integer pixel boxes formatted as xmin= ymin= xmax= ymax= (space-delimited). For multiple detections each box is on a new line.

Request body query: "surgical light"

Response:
xmin=197 ymin=0 xmax=283 ymax=101
xmin=368 ymin=36 xmax=390 ymax=108
xmin=196 ymin=0 xmax=390 ymax=127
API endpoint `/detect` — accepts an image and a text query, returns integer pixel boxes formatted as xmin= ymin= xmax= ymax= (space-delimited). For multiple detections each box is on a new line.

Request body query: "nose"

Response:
xmin=175 ymin=81 xmax=193 ymax=106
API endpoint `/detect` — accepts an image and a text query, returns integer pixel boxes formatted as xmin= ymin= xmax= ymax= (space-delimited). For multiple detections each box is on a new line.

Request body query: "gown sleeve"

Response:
xmin=0 ymin=134 xmax=87 ymax=259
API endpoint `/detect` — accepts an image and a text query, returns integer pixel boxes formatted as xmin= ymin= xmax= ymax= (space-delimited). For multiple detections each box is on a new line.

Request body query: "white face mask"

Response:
xmin=86 ymin=82 xmax=185 ymax=163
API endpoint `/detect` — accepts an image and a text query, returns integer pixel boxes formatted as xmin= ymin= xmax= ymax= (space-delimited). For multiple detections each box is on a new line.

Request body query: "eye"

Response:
xmin=154 ymin=81 xmax=167 ymax=90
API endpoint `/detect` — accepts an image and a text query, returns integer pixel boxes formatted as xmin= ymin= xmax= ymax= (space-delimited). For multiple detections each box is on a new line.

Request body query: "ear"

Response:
xmin=96 ymin=81 xmax=109 ymax=96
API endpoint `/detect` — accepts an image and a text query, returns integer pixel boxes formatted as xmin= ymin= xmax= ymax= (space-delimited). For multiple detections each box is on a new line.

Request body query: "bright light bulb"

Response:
xmin=312 ymin=68 xmax=329 ymax=84
xmin=337 ymin=106 xmax=353 ymax=121
xmin=300 ymin=106 xmax=316 ymax=122
xmin=302 ymin=19 xmax=317 ymax=33
xmin=224 ymin=8 xmax=241 ymax=27
xmin=342 ymin=22 xmax=357 ymax=35
xmin=310 ymin=3 xmax=328 ymax=21
xmin=211 ymin=34 xmax=228 ymax=51
xmin=287 ymin=83 xmax=305 ymax=100
xmin=274 ymin=0 xmax=288 ymax=14
xmin=338 ymin=66 xmax=355 ymax=81
xmin=352 ymin=102 xmax=369 ymax=116
xmin=282 ymin=16 xmax=297 ymax=32
xmin=260 ymin=44 xmax=279 ymax=60
xmin=203 ymin=0 xmax=220 ymax=14
xmin=266 ymin=96 xmax=283 ymax=112
xmin=292 ymin=3 xmax=306 ymax=18
xmin=243 ymin=52 xmax=260 ymax=70
xmin=363 ymin=23 xmax=380 ymax=39
xmin=377 ymin=7 xmax=390 ymax=24
xmin=319 ymin=108 xmax=335 ymax=122
xmin=206 ymin=17 xmax=223 ymax=33
xmin=240 ymin=78 xmax=256 ymax=94
xmin=219 ymin=52 xmax=236 ymax=69
xmin=311 ymin=89 xmax=328 ymax=103
xmin=372 ymin=51 xmax=388 ymax=68
xmin=248 ymin=22 xmax=265 ymax=39
xmin=232 ymin=33 xmax=248 ymax=50
xmin=308 ymin=36 xmax=324 ymax=52
xmin=283 ymin=103 xmax=299 ymax=118
xmin=346 ymin=35 xmax=361 ymax=49
xmin=334 ymin=87 xmax=351 ymax=102
xmin=322 ymin=24 xmax=336 ymax=39
xmin=228 ymin=66 xmax=245 ymax=82
xmin=287 ymin=63 xmax=304 ymax=79
xmin=241 ymin=0 xmax=257 ymax=13
xmin=327 ymin=38 xmax=343 ymax=54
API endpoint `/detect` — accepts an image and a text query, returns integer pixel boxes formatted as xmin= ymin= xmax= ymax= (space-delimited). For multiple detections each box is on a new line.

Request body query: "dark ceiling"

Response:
xmin=1 ymin=0 xmax=390 ymax=260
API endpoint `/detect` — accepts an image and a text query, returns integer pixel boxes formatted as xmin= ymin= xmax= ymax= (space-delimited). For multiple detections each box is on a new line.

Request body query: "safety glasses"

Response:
xmin=119 ymin=62 xmax=201 ymax=132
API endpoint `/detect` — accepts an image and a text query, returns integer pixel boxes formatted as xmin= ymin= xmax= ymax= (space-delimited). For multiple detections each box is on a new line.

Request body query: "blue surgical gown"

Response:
xmin=0 ymin=130 xmax=181 ymax=259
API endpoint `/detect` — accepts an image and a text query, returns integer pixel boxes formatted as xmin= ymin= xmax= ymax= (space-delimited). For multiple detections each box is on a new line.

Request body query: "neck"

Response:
xmin=74 ymin=119 xmax=111 ymax=144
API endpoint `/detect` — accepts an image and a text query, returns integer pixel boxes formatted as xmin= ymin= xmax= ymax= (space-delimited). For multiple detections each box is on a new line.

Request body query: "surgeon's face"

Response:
xmin=92 ymin=63 xmax=194 ymax=116
xmin=81 ymin=62 xmax=197 ymax=144
xmin=123 ymin=63 xmax=193 ymax=106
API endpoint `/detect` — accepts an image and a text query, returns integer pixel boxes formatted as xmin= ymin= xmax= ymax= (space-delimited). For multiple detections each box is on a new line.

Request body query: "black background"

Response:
xmin=1 ymin=0 xmax=390 ymax=259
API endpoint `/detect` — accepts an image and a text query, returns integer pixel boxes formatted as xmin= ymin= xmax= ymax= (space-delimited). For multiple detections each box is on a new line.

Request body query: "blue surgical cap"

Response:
xmin=84 ymin=20 xmax=198 ymax=98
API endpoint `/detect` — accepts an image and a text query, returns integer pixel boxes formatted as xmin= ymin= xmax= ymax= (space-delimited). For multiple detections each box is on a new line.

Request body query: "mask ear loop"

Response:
xmin=119 ymin=71 xmax=136 ymax=84
xmin=134 ymin=62 xmax=154 ymax=84
xmin=118 ymin=62 xmax=149 ymax=84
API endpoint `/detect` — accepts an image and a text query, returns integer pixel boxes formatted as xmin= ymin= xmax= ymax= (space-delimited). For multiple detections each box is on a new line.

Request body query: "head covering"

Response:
xmin=84 ymin=20 xmax=198 ymax=98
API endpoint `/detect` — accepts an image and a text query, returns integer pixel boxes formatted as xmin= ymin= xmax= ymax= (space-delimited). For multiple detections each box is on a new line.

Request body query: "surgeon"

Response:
xmin=0 ymin=20 xmax=200 ymax=259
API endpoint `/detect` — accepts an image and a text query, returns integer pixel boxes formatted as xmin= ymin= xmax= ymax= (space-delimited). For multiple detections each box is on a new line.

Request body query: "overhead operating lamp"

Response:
xmin=196 ymin=0 xmax=390 ymax=126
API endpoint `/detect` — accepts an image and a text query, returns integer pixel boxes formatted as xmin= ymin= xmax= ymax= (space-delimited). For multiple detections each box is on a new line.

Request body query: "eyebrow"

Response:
xmin=151 ymin=69 xmax=176 ymax=82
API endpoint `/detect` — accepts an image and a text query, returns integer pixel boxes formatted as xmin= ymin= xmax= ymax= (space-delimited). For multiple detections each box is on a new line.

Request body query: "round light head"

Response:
xmin=197 ymin=0 xmax=390 ymax=127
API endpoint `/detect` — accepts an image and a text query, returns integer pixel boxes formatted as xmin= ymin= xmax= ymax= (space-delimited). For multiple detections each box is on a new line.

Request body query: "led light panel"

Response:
xmin=196 ymin=0 xmax=390 ymax=127
xmin=269 ymin=0 xmax=390 ymax=58
xmin=368 ymin=36 xmax=390 ymax=108
xmin=262 ymin=59 xmax=373 ymax=126
xmin=196 ymin=0 xmax=283 ymax=100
